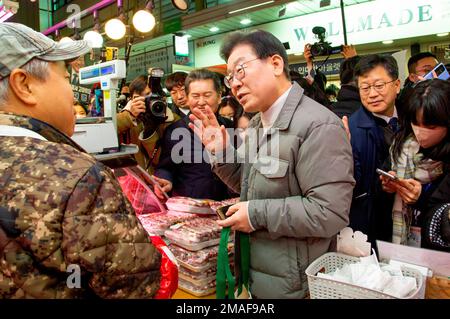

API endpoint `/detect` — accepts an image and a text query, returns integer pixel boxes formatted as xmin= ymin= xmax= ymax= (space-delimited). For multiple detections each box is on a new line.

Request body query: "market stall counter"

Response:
xmin=113 ymin=164 xmax=238 ymax=299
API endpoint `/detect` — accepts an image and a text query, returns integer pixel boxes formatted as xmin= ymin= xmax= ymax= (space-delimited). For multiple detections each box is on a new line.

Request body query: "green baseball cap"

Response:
xmin=0 ymin=22 xmax=91 ymax=79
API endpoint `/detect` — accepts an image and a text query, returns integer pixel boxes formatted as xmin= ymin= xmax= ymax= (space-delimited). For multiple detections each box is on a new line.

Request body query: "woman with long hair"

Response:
xmin=381 ymin=79 xmax=450 ymax=251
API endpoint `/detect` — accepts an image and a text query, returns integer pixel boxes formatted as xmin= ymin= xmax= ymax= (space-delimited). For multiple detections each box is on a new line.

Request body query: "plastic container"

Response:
xmin=137 ymin=211 xmax=198 ymax=236
xmin=169 ymin=243 xmax=234 ymax=271
xmin=305 ymin=252 xmax=425 ymax=299
xmin=179 ymin=265 xmax=217 ymax=286
xmin=163 ymin=216 xmax=222 ymax=250
xmin=166 ymin=196 xmax=215 ymax=215
xmin=178 ymin=277 xmax=216 ymax=297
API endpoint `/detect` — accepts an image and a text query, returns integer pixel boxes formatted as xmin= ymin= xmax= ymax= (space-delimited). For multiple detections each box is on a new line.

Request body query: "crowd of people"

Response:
xmin=0 ymin=22 xmax=448 ymax=299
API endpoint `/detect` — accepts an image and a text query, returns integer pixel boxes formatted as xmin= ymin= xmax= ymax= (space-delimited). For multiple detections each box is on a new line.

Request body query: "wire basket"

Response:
xmin=305 ymin=252 xmax=425 ymax=299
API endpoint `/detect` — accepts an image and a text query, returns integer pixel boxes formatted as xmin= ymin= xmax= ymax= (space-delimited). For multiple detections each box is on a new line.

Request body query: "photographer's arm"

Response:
xmin=341 ymin=45 xmax=357 ymax=59
xmin=303 ymin=44 xmax=315 ymax=84
xmin=116 ymin=98 xmax=146 ymax=134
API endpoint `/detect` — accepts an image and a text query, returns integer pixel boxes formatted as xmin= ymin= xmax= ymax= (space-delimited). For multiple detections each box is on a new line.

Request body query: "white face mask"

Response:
xmin=411 ymin=124 xmax=447 ymax=148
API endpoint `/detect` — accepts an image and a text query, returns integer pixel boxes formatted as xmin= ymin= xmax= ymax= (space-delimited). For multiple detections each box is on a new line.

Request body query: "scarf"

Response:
xmin=391 ymin=135 xmax=443 ymax=246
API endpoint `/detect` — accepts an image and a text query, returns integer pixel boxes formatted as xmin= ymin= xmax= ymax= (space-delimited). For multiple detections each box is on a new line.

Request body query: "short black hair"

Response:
xmin=407 ymin=52 xmax=438 ymax=73
xmin=340 ymin=55 xmax=361 ymax=85
xmin=354 ymin=54 xmax=399 ymax=83
xmin=129 ymin=75 xmax=148 ymax=96
xmin=185 ymin=69 xmax=222 ymax=95
xmin=165 ymin=71 xmax=188 ymax=91
xmin=220 ymin=30 xmax=290 ymax=80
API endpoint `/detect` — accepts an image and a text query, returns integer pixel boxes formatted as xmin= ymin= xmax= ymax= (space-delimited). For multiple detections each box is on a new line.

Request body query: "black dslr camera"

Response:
xmin=138 ymin=68 xmax=168 ymax=139
xmin=310 ymin=26 xmax=342 ymax=57
xmin=143 ymin=67 xmax=167 ymax=122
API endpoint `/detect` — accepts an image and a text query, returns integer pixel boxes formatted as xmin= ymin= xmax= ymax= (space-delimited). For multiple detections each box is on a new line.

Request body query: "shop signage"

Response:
xmin=194 ymin=0 xmax=450 ymax=67
xmin=290 ymin=58 xmax=343 ymax=77
xmin=127 ymin=42 xmax=195 ymax=81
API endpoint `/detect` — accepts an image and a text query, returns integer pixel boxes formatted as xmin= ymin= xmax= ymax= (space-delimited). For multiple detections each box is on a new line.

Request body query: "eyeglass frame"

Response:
xmin=224 ymin=57 xmax=260 ymax=88
xmin=358 ymin=79 xmax=397 ymax=95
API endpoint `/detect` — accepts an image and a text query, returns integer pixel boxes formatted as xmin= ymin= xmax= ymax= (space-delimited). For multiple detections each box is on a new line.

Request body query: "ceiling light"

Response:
xmin=240 ymin=18 xmax=252 ymax=25
xmin=105 ymin=18 xmax=126 ymax=40
xmin=133 ymin=0 xmax=156 ymax=33
xmin=437 ymin=32 xmax=449 ymax=37
xmin=84 ymin=10 xmax=103 ymax=48
xmin=209 ymin=26 xmax=219 ymax=32
xmin=382 ymin=40 xmax=393 ymax=44
xmin=171 ymin=0 xmax=188 ymax=12
xmin=83 ymin=30 xmax=103 ymax=48
xmin=59 ymin=36 xmax=74 ymax=43
xmin=133 ymin=9 xmax=156 ymax=33
xmin=228 ymin=1 xmax=274 ymax=15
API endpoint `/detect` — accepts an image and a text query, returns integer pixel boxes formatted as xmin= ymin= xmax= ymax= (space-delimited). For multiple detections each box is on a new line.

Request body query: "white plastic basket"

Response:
xmin=305 ymin=252 xmax=425 ymax=299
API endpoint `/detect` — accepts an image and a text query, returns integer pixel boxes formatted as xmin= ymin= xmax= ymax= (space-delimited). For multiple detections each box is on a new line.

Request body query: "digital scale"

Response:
xmin=72 ymin=60 xmax=138 ymax=159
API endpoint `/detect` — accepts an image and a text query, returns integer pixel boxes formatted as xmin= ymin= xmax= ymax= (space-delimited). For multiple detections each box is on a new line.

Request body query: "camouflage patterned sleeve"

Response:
xmin=62 ymin=163 xmax=162 ymax=299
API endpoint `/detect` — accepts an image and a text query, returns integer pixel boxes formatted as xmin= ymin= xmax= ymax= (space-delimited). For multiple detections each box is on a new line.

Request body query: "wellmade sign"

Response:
xmin=194 ymin=0 xmax=450 ymax=67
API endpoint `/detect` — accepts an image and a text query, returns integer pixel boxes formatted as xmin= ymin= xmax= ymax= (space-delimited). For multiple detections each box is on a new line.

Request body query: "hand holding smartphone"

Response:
xmin=216 ymin=204 xmax=232 ymax=220
xmin=376 ymin=168 xmax=398 ymax=181
xmin=423 ymin=62 xmax=450 ymax=81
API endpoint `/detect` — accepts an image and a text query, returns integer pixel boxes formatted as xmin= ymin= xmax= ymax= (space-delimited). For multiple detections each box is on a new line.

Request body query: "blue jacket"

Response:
xmin=348 ymin=106 xmax=395 ymax=244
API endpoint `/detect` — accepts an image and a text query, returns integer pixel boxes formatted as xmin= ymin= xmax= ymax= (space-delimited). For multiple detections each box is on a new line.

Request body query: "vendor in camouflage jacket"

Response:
xmin=0 ymin=23 xmax=161 ymax=299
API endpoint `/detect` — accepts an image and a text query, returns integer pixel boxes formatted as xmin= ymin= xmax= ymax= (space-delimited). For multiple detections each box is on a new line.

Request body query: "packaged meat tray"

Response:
xmin=169 ymin=243 xmax=234 ymax=272
xmin=179 ymin=266 xmax=217 ymax=286
xmin=166 ymin=196 xmax=215 ymax=215
xmin=137 ymin=211 xmax=198 ymax=236
xmin=164 ymin=216 xmax=235 ymax=251
xmin=209 ymin=197 xmax=240 ymax=211
xmin=178 ymin=278 xmax=216 ymax=297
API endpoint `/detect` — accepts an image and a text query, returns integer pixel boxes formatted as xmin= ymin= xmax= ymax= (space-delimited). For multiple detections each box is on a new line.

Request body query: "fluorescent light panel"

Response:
xmin=228 ymin=1 xmax=274 ymax=14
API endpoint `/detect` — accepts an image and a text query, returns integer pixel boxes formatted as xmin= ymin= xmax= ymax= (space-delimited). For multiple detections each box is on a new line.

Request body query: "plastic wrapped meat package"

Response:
xmin=115 ymin=166 xmax=166 ymax=215
xmin=166 ymin=196 xmax=215 ymax=215
xmin=178 ymin=277 xmax=217 ymax=297
xmin=137 ymin=211 xmax=199 ymax=236
xmin=209 ymin=197 xmax=240 ymax=211
xmin=164 ymin=216 xmax=225 ymax=251
xmin=179 ymin=265 xmax=217 ymax=286
xmin=169 ymin=242 xmax=234 ymax=272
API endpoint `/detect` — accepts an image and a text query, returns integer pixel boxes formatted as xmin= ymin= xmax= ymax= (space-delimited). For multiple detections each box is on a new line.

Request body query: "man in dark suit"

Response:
xmin=153 ymin=69 xmax=233 ymax=200
xmin=348 ymin=54 xmax=402 ymax=246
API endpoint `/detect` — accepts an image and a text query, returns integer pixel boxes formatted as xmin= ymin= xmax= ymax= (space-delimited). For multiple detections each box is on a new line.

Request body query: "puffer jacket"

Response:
xmin=0 ymin=112 xmax=161 ymax=298
xmin=213 ymin=83 xmax=355 ymax=298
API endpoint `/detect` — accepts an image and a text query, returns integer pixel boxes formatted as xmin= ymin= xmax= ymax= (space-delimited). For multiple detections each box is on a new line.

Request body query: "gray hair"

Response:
xmin=0 ymin=59 xmax=50 ymax=106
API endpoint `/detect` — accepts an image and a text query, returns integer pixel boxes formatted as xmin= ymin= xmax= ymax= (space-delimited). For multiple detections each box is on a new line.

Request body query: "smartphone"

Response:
xmin=216 ymin=204 xmax=232 ymax=220
xmin=423 ymin=62 xmax=450 ymax=81
xmin=376 ymin=168 xmax=398 ymax=181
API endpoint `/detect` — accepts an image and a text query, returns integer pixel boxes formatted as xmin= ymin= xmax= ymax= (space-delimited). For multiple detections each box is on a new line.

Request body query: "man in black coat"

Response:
xmin=153 ymin=69 xmax=233 ymax=200
xmin=331 ymin=56 xmax=362 ymax=119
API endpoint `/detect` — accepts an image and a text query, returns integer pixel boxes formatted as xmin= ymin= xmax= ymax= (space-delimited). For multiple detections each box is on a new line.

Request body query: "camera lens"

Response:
xmin=310 ymin=43 xmax=323 ymax=57
xmin=151 ymin=100 xmax=166 ymax=116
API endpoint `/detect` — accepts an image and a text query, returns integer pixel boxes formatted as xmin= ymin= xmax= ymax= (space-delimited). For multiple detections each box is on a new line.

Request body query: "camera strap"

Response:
xmin=144 ymin=139 xmax=161 ymax=171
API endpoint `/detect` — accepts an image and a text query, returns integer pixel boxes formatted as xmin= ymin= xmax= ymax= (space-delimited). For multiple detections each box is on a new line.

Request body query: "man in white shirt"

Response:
xmin=189 ymin=29 xmax=355 ymax=298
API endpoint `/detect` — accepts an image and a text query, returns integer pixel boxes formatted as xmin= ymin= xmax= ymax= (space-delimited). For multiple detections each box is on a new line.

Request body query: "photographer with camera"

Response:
xmin=117 ymin=70 xmax=180 ymax=174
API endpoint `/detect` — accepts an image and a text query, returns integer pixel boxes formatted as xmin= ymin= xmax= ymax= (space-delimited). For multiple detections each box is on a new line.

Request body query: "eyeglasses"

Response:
xmin=224 ymin=58 xmax=260 ymax=88
xmin=359 ymin=79 xmax=397 ymax=95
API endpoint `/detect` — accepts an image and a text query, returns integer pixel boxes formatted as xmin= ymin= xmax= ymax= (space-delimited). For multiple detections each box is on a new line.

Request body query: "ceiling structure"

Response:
xmin=128 ymin=0 xmax=374 ymax=56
